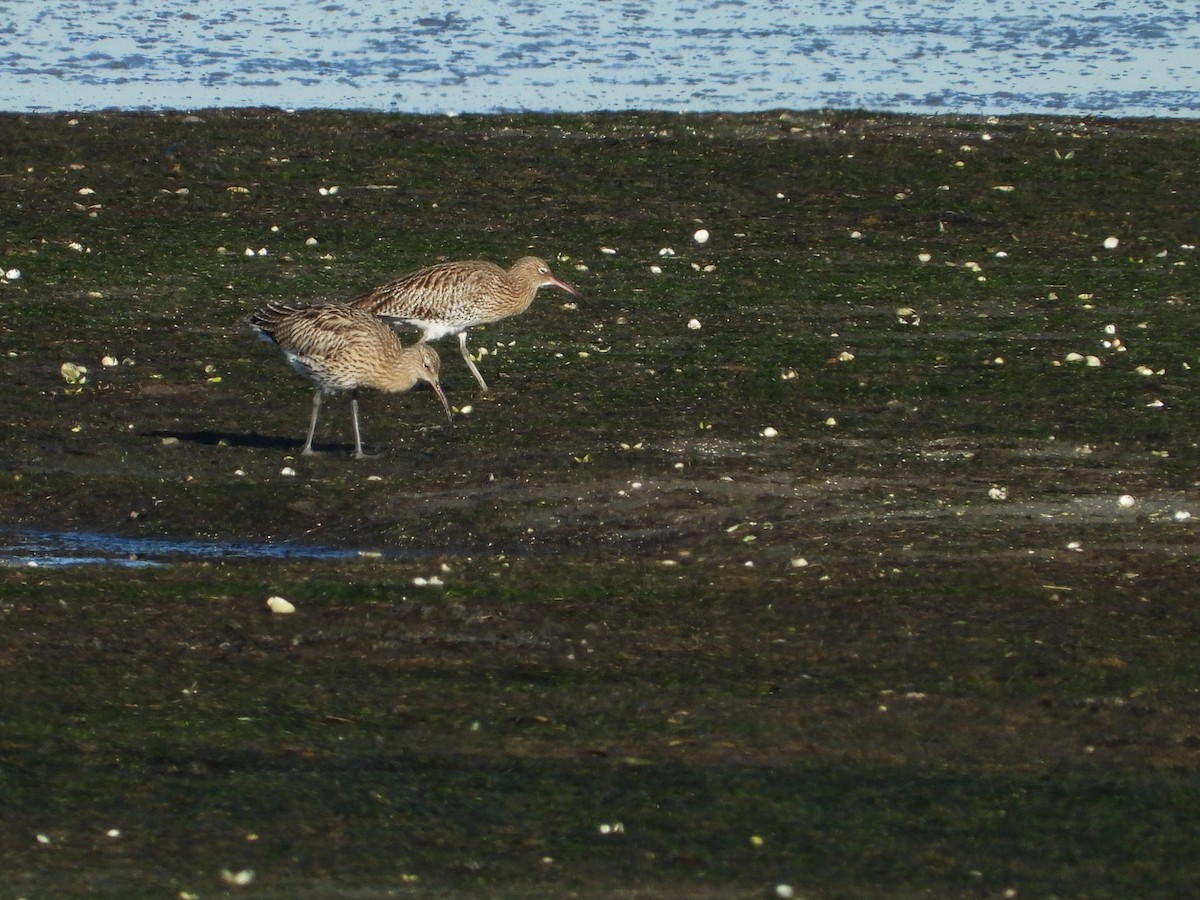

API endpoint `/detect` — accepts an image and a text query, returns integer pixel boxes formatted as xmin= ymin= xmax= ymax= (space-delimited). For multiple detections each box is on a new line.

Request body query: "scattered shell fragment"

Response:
xmin=658 ymin=247 xmax=676 ymax=257
xmin=101 ymin=355 xmax=118 ymax=367
xmin=1103 ymin=236 xmax=1120 ymax=249
xmin=896 ymin=307 xmax=920 ymax=325
xmin=837 ymin=351 xmax=855 ymax=362
xmin=917 ymin=252 xmax=932 ymax=263
xmin=1117 ymin=494 xmax=1136 ymax=508
xmin=266 ymin=595 xmax=295 ymax=614
xmin=600 ymin=246 xmax=617 ymax=255
xmin=318 ymin=185 xmax=339 ymax=195
xmin=60 ymin=361 xmax=88 ymax=384
xmin=1173 ymin=510 xmax=1191 ymax=522
xmin=687 ymin=318 xmax=702 ymax=330
xmin=790 ymin=557 xmax=809 ymax=568
xmin=305 ymin=236 xmax=319 ymax=246
xmin=220 ymin=869 xmax=256 ymax=886
xmin=761 ymin=427 xmax=779 ymax=438
xmin=1085 ymin=355 xmax=1102 ymax=367
xmin=280 ymin=466 xmax=297 ymax=476
xmin=849 ymin=230 xmax=863 ymax=239
xmin=775 ymin=885 xmax=796 ymax=899
xmin=650 ymin=265 xmax=662 ymax=274
xmin=3 ymin=268 xmax=20 ymax=280
xmin=693 ymin=229 xmax=709 ymax=244
xmin=993 ymin=184 xmax=1015 ymax=192
xmin=988 ymin=486 xmax=1009 ymax=501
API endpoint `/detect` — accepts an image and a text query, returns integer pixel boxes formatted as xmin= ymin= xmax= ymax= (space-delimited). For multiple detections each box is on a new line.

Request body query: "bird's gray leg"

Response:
xmin=458 ymin=330 xmax=490 ymax=393
xmin=302 ymin=390 xmax=322 ymax=455
xmin=350 ymin=391 xmax=377 ymax=459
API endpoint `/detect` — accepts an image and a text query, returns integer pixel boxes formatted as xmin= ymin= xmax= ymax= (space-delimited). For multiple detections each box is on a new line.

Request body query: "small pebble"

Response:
xmin=693 ymin=229 xmax=709 ymax=244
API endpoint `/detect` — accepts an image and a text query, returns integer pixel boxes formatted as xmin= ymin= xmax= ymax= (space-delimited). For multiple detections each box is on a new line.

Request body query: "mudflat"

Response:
xmin=2 ymin=110 xmax=1198 ymax=898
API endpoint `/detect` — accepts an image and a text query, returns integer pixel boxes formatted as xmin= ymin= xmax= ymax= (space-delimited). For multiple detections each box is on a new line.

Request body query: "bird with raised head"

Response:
xmin=348 ymin=256 xmax=579 ymax=392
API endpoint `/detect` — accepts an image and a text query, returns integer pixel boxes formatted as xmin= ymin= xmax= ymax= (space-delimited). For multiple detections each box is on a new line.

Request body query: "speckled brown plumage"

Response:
xmin=250 ymin=302 xmax=451 ymax=458
xmin=348 ymin=256 xmax=579 ymax=392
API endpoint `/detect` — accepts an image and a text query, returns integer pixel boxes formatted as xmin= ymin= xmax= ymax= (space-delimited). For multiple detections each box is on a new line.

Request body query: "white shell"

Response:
xmin=693 ymin=229 xmax=709 ymax=244
xmin=266 ymin=596 xmax=295 ymax=614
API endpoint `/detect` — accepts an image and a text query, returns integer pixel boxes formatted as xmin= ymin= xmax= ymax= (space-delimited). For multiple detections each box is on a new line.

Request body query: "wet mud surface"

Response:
xmin=1 ymin=110 xmax=1199 ymax=897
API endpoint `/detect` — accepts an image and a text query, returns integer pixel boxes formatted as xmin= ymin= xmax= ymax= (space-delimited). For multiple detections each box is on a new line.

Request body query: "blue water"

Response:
xmin=1 ymin=0 xmax=1197 ymax=117
xmin=0 ymin=528 xmax=363 ymax=568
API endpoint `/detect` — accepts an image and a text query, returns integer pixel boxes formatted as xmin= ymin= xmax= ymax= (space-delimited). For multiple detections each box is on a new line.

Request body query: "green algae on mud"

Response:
xmin=1 ymin=109 xmax=1200 ymax=897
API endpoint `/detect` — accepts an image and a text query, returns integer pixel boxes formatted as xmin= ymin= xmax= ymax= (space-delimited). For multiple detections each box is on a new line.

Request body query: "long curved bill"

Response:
xmin=549 ymin=274 xmax=580 ymax=298
xmin=430 ymin=379 xmax=453 ymax=424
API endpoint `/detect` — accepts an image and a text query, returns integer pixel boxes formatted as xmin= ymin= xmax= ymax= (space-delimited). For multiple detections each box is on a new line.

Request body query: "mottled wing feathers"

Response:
xmin=250 ymin=302 xmax=404 ymax=392
xmin=348 ymin=260 xmax=506 ymax=327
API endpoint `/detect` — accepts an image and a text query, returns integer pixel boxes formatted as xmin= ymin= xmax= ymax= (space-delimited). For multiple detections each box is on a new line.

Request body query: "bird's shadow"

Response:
xmin=143 ymin=428 xmax=448 ymax=455
xmin=144 ymin=429 xmax=309 ymax=452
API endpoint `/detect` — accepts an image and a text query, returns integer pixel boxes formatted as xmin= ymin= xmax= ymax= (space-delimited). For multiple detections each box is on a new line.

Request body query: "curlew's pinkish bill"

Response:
xmin=348 ymin=255 xmax=579 ymax=393
xmin=250 ymin=301 xmax=451 ymax=459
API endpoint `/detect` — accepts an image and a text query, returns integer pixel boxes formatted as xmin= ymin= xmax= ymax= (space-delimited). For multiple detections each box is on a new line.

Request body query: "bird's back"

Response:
xmin=349 ymin=260 xmax=512 ymax=337
xmin=252 ymin=302 xmax=411 ymax=393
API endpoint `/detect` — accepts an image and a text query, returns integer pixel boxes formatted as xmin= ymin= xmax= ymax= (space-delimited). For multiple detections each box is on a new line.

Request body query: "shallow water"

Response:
xmin=2 ymin=0 xmax=1198 ymax=116
xmin=0 ymin=528 xmax=363 ymax=568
